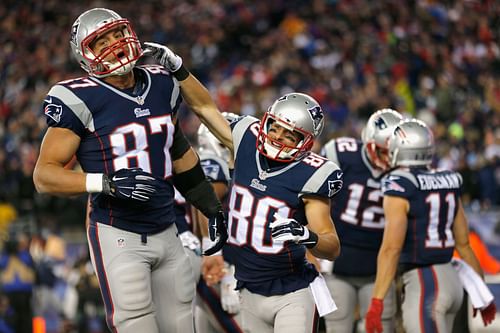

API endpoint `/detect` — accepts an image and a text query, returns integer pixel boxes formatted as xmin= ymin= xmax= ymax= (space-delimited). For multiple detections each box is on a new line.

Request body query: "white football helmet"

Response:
xmin=388 ymin=119 xmax=434 ymax=167
xmin=361 ymin=108 xmax=403 ymax=169
xmin=257 ymin=93 xmax=324 ymax=162
xmin=197 ymin=112 xmax=238 ymax=161
xmin=70 ymin=8 xmax=143 ymax=77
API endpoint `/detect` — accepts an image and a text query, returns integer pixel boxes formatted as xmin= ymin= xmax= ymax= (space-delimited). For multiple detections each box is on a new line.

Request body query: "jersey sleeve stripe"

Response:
xmin=300 ymin=162 xmax=340 ymax=195
xmin=48 ymin=85 xmax=95 ymax=132
xmin=170 ymin=78 xmax=181 ymax=110
xmin=323 ymin=140 xmax=339 ymax=165
xmin=232 ymin=116 xmax=259 ymax=154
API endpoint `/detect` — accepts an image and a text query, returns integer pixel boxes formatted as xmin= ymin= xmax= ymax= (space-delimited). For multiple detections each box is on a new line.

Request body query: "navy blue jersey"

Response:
xmin=322 ymin=137 xmax=385 ymax=276
xmin=382 ymin=167 xmax=463 ymax=266
xmin=43 ymin=65 xmax=181 ymax=234
xmin=224 ymin=116 xmax=343 ymax=296
xmin=173 ymin=188 xmax=193 ymax=234
xmin=175 ymin=155 xmax=231 ymax=234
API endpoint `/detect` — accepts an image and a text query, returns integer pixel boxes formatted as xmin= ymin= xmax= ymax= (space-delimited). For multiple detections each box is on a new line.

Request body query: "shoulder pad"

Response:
xmin=386 ymin=168 xmax=418 ymax=188
xmin=46 ymin=85 xmax=95 ymax=132
xmin=322 ymin=139 xmax=339 ymax=165
xmin=232 ymin=116 xmax=260 ymax=153
xmin=301 ymin=160 xmax=343 ymax=198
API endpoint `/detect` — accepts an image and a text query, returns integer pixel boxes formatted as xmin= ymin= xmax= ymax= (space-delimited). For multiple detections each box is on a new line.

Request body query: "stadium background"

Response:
xmin=0 ymin=0 xmax=499 ymax=332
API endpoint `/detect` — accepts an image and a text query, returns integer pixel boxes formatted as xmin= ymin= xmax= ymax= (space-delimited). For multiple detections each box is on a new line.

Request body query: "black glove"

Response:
xmin=203 ymin=210 xmax=228 ymax=256
xmin=103 ymin=168 xmax=158 ymax=202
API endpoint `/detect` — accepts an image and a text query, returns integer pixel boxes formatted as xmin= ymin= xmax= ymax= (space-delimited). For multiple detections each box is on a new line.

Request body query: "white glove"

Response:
xmin=269 ymin=213 xmax=318 ymax=247
xmin=179 ymin=231 xmax=201 ymax=254
xmin=220 ymin=264 xmax=240 ymax=314
xmin=143 ymin=42 xmax=183 ymax=72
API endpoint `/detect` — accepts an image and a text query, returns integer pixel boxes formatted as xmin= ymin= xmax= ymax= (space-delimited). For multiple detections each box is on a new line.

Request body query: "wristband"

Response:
xmin=202 ymin=237 xmax=222 ymax=256
xmin=173 ymin=64 xmax=190 ymax=81
xmin=86 ymin=173 xmax=103 ymax=193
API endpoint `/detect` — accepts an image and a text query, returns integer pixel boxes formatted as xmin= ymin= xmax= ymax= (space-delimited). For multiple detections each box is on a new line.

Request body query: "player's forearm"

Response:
xmin=456 ymin=245 xmax=484 ymax=278
xmin=33 ymin=163 xmax=87 ymax=196
xmin=179 ymin=75 xmax=233 ymax=152
xmin=308 ymin=232 xmax=340 ymax=261
xmin=372 ymin=247 xmax=400 ymax=299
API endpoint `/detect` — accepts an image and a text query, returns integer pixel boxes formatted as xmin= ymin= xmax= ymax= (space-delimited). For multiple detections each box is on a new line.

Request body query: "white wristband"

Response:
xmin=202 ymin=237 xmax=222 ymax=256
xmin=86 ymin=173 xmax=104 ymax=193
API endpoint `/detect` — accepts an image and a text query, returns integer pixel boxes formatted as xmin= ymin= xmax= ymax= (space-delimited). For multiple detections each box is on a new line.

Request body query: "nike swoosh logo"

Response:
xmin=112 ymin=176 xmax=128 ymax=181
xmin=337 ymin=173 xmax=343 ymax=179
xmin=44 ymin=96 xmax=52 ymax=104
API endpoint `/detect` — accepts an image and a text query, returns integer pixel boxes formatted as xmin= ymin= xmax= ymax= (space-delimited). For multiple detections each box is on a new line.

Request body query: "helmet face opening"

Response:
xmin=366 ymin=142 xmax=391 ymax=170
xmin=257 ymin=113 xmax=313 ymax=162
xmin=70 ymin=9 xmax=143 ymax=78
xmin=256 ymin=93 xmax=324 ymax=162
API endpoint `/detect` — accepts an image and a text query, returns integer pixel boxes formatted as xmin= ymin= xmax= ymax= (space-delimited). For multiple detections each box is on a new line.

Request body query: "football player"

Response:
xmin=33 ymin=8 xmax=228 ymax=333
xmin=366 ymin=119 xmax=496 ymax=333
xmin=320 ymin=109 xmax=402 ymax=333
xmin=193 ymin=113 xmax=243 ymax=333
xmin=136 ymin=42 xmax=343 ymax=333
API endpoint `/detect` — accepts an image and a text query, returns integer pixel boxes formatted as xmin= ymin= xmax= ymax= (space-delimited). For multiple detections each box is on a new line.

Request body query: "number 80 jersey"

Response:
xmin=224 ymin=116 xmax=343 ymax=297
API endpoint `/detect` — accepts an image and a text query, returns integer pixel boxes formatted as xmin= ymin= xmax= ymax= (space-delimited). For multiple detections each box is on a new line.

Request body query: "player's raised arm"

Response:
xmin=142 ymin=42 xmax=233 ymax=154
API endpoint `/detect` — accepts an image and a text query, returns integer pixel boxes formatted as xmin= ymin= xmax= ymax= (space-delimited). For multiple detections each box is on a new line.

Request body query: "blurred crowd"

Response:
xmin=0 ymin=0 xmax=499 ymax=331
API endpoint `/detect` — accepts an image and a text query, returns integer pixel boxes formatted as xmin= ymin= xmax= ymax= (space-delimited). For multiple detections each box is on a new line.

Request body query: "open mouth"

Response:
xmin=270 ymin=141 xmax=282 ymax=148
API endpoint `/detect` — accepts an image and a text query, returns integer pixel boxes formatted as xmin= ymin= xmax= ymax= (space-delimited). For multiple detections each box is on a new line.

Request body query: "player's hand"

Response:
xmin=203 ymin=211 xmax=228 ymax=256
xmin=103 ymin=168 xmax=159 ymax=202
xmin=220 ymin=265 xmax=240 ymax=314
xmin=179 ymin=231 xmax=201 ymax=254
xmin=142 ymin=42 xmax=182 ymax=72
xmin=473 ymin=301 xmax=496 ymax=327
xmin=269 ymin=213 xmax=318 ymax=247
xmin=365 ymin=298 xmax=384 ymax=333
xmin=202 ymin=254 xmax=225 ymax=286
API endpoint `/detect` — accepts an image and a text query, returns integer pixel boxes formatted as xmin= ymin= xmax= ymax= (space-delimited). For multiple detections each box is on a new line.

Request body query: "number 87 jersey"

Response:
xmin=41 ymin=65 xmax=180 ymax=233
xmin=223 ymin=116 xmax=343 ymax=297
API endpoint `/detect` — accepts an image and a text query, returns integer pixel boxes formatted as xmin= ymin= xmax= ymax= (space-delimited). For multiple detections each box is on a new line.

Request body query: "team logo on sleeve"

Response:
xmin=200 ymin=160 xmax=221 ymax=181
xmin=327 ymin=171 xmax=343 ymax=197
xmin=44 ymin=100 xmax=63 ymax=123
xmin=382 ymin=176 xmax=406 ymax=193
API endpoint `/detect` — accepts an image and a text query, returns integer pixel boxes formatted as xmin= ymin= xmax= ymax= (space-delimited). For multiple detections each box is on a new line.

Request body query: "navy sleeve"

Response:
xmin=42 ymin=93 xmax=86 ymax=137
xmin=317 ymin=168 xmax=344 ymax=199
xmin=381 ymin=174 xmax=416 ymax=199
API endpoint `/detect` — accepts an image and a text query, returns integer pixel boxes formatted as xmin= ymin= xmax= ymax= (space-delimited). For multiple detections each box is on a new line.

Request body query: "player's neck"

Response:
xmin=101 ymin=71 xmax=135 ymax=89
